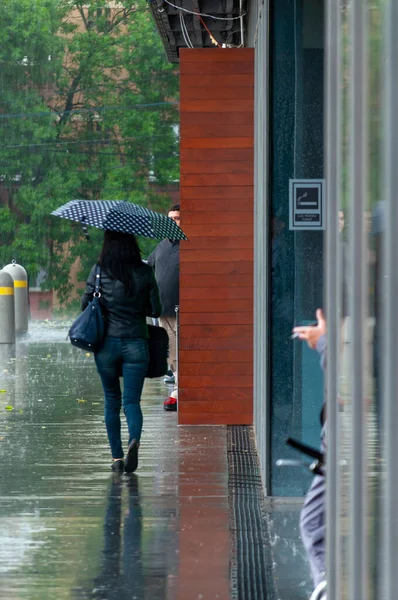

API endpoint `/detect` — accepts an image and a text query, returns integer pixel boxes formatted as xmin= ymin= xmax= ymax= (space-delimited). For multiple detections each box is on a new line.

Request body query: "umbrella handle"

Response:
xmin=80 ymin=216 xmax=90 ymax=240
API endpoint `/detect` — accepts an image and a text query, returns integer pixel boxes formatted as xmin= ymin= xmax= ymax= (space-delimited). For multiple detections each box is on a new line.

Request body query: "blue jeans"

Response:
xmin=95 ymin=338 xmax=149 ymax=459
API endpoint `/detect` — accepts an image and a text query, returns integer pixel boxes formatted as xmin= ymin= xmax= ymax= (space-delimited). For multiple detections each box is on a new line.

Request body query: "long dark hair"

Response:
xmin=99 ymin=230 xmax=142 ymax=296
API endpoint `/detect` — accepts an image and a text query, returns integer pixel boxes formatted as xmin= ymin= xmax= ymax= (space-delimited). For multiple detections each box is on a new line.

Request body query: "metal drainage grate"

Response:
xmin=228 ymin=426 xmax=277 ymax=600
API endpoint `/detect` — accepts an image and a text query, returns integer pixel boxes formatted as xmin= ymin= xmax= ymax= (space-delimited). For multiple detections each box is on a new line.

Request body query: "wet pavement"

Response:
xmin=0 ymin=323 xmax=231 ymax=600
xmin=265 ymin=499 xmax=312 ymax=599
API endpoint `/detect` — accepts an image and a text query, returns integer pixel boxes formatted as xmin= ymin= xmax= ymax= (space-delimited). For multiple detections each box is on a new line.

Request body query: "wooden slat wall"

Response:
xmin=179 ymin=49 xmax=254 ymax=425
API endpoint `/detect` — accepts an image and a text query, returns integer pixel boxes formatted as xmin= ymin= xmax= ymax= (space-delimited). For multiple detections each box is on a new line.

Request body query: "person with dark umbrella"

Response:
xmin=51 ymin=200 xmax=188 ymax=421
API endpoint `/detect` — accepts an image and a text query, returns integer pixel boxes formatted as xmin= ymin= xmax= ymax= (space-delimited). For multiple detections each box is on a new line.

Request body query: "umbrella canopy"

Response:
xmin=51 ymin=200 xmax=187 ymax=241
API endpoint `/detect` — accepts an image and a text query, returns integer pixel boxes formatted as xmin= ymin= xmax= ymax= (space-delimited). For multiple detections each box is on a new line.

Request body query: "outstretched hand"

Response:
xmin=292 ymin=309 xmax=327 ymax=350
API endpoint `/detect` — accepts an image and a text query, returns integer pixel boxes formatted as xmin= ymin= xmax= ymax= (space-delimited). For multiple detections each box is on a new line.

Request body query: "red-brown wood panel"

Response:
xmin=180 ymin=374 xmax=252 ymax=388
xmin=180 ymin=48 xmax=254 ymax=426
xmin=183 ymin=237 xmax=253 ymax=250
xmin=180 ymin=74 xmax=254 ymax=88
xmin=180 ymin=49 xmax=254 ymax=63
xmin=181 ymin=99 xmax=253 ymax=113
xmin=183 ymin=222 xmax=253 ymax=236
xmin=179 ymin=61 xmax=253 ymax=76
xmin=180 ymin=137 xmax=253 ymax=149
xmin=180 ymin=336 xmax=252 ymax=352
xmin=183 ymin=386 xmax=253 ymax=404
xmin=183 ymin=186 xmax=253 ymax=199
xmin=181 ymin=161 xmax=254 ymax=175
xmin=178 ymin=399 xmax=252 ymax=413
xmin=179 ymin=387 xmax=252 ymax=401
xmin=180 ymin=147 xmax=254 ymax=162
xmin=179 ymin=349 xmax=253 ymax=365
xmin=182 ymin=198 xmax=252 ymax=212
xmin=182 ymin=212 xmax=253 ymax=225
xmin=181 ymin=124 xmax=252 ymax=139
xmin=182 ymin=173 xmax=253 ymax=187
xmin=179 ymin=413 xmax=253 ymax=426
xmin=180 ymin=260 xmax=253 ymax=275
xmin=180 ymin=286 xmax=253 ymax=300
xmin=180 ymin=86 xmax=253 ymax=101
xmin=180 ymin=362 xmax=253 ymax=376
xmin=182 ymin=324 xmax=253 ymax=339
xmin=180 ymin=111 xmax=254 ymax=127
xmin=181 ymin=298 xmax=253 ymax=313
xmin=179 ymin=312 xmax=253 ymax=326
xmin=181 ymin=273 xmax=253 ymax=288
xmin=181 ymin=248 xmax=253 ymax=262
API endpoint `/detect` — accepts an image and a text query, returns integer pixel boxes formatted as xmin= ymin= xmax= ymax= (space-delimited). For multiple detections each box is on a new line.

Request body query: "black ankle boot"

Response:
xmin=124 ymin=440 xmax=139 ymax=473
xmin=111 ymin=459 xmax=124 ymax=472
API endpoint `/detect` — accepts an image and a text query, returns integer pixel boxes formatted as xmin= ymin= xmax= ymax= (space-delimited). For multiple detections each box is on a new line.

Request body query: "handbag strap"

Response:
xmin=94 ymin=265 xmax=101 ymax=297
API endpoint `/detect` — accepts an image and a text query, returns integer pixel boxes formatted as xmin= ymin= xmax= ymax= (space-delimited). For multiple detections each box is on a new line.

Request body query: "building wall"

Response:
xmin=179 ymin=48 xmax=254 ymax=426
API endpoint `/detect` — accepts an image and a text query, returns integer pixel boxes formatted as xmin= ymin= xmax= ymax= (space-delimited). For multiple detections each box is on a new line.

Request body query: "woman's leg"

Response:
xmin=121 ymin=339 xmax=149 ymax=446
xmin=95 ymin=339 xmax=124 ymax=459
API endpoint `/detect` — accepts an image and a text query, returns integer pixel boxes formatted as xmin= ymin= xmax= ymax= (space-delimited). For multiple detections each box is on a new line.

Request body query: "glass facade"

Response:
xmin=323 ymin=0 xmax=397 ymax=594
xmin=269 ymin=0 xmax=325 ymax=496
xmin=252 ymin=0 xmax=398 ymax=595
xmin=326 ymin=0 xmax=384 ymax=597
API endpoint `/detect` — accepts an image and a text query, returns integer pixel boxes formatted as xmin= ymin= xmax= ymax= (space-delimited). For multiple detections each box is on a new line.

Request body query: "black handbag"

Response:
xmin=146 ymin=324 xmax=169 ymax=378
xmin=69 ymin=265 xmax=106 ymax=352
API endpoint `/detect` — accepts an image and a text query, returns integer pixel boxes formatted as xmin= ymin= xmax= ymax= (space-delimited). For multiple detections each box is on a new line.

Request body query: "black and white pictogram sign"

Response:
xmin=289 ymin=179 xmax=325 ymax=230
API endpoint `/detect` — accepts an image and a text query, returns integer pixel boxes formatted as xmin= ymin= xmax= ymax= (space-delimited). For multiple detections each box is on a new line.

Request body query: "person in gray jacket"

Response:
xmin=82 ymin=230 xmax=162 ymax=473
xmin=148 ymin=204 xmax=180 ymax=411
xmin=293 ymin=311 xmax=327 ymax=597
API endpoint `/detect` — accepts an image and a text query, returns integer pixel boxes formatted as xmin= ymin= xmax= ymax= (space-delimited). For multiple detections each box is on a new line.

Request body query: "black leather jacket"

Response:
xmin=81 ymin=263 xmax=162 ymax=339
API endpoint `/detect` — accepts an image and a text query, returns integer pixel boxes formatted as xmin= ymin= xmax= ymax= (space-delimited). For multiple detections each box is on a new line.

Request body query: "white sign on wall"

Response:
xmin=289 ymin=179 xmax=325 ymax=230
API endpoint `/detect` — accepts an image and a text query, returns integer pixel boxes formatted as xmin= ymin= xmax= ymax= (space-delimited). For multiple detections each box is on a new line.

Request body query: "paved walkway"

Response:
xmin=0 ymin=323 xmax=316 ymax=600
xmin=0 ymin=325 xmax=231 ymax=600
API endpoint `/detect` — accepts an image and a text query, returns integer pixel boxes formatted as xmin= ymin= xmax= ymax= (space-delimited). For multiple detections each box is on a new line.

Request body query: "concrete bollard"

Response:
xmin=2 ymin=262 xmax=29 ymax=333
xmin=0 ymin=271 xmax=16 ymax=343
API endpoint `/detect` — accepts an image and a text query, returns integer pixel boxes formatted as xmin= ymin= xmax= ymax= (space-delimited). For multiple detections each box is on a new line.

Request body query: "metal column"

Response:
xmin=382 ymin=0 xmax=398 ymax=597
xmin=348 ymin=0 xmax=369 ymax=598
xmin=324 ymin=0 xmax=341 ymax=596
xmin=253 ymin=0 xmax=271 ymax=494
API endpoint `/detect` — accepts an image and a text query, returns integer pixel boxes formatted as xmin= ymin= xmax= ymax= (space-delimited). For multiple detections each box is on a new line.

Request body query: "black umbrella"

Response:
xmin=51 ymin=199 xmax=187 ymax=241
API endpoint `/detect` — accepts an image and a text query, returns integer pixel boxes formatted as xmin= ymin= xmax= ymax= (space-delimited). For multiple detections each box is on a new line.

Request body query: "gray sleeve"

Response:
xmin=372 ymin=200 xmax=386 ymax=236
xmin=316 ymin=334 xmax=327 ymax=371
xmin=147 ymin=248 xmax=156 ymax=268
xmin=147 ymin=268 xmax=162 ymax=318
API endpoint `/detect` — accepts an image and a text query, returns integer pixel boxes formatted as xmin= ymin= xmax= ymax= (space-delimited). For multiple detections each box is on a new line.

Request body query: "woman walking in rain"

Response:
xmin=82 ymin=230 xmax=162 ymax=473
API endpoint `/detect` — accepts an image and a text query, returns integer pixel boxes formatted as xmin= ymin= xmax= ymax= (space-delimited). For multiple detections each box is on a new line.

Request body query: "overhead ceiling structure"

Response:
xmin=148 ymin=0 xmax=246 ymax=63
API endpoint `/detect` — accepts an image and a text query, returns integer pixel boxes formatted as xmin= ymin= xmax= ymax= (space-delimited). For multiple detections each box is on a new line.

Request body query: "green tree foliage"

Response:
xmin=0 ymin=0 xmax=179 ymax=303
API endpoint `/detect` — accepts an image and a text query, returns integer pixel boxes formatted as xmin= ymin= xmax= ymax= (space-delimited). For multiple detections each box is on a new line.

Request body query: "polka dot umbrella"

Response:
xmin=51 ymin=200 xmax=187 ymax=241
